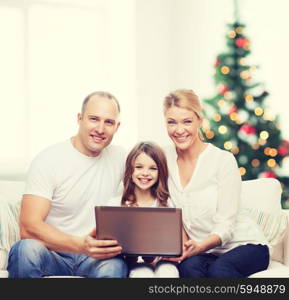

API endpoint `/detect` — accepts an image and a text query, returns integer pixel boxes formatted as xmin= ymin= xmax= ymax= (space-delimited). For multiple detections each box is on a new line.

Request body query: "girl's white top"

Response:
xmin=107 ymin=196 xmax=174 ymax=208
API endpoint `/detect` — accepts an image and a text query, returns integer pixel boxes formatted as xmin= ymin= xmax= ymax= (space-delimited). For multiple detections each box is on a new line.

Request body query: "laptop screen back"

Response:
xmin=95 ymin=206 xmax=182 ymax=257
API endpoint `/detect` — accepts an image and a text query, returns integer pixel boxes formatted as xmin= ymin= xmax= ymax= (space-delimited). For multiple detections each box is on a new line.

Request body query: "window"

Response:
xmin=0 ymin=0 xmax=137 ymax=178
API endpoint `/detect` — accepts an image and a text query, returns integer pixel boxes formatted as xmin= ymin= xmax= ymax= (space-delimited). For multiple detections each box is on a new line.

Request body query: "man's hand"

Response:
xmin=82 ymin=228 xmax=122 ymax=259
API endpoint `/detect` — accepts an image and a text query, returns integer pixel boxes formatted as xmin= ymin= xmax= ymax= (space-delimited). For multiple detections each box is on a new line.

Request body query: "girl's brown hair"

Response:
xmin=121 ymin=141 xmax=170 ymax=207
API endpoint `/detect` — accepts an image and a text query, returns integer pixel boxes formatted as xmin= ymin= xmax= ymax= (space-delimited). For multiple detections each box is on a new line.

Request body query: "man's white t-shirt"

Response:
xmin=24 ymin=139 xmax=126 ymax=236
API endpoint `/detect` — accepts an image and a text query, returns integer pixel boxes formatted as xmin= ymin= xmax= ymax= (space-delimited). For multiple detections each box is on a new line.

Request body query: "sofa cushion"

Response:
xmin=245 ymin=208 xmax=288 ymax=246
xmin=0 ymin=180 xmax=23 ymax=258
xmin=271 ymin=238 xmax=284 ymax=263
xmin=0 ymin=197 xmax=20 ymax=269
xmin=0 ymin=249 xmax=8 ymax=270
xmin=0 ymin=180 xmax=25 ymax=205
xmin=241 ymin=178 xmax=288 ymax=249
xmin=0 ymin=270 xmax=8 ymax=278
xmin=241 ymin=178 xmax=282 ymax=213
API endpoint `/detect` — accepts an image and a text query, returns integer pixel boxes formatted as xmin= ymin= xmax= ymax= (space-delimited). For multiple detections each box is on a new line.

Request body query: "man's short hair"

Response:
xmin=81 ymin=91 xmax=120 ymax=114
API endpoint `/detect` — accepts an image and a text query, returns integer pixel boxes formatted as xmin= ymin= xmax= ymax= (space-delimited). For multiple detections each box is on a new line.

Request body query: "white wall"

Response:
xmin=135 ymin=0 xmax=174 ymax=146
xmin=0 ymin=0 xmax=137 ymax=179
xmin=135 ymin=0 xmax=289 ymax=146
xmin=1 ymin=0 xmax=289 ymax=179
xmin=241 ymin=0 xmax=289 ymax=139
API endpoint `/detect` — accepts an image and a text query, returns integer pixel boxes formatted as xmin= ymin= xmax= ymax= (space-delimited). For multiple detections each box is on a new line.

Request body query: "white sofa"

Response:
xmin=0 ymin=178 xmax=289 ymax=278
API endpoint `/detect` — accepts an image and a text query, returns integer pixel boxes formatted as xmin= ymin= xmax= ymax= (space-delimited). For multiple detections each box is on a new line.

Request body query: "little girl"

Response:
xmin=107 ymin=141 xmax=179 ymax=278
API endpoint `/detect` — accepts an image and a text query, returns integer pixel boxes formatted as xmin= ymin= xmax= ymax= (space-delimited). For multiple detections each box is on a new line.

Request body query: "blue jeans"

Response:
xmin=178 ymin=244 xmax=269 ymax=278
xmin=8 ymin=239 xmax=128 ymax=278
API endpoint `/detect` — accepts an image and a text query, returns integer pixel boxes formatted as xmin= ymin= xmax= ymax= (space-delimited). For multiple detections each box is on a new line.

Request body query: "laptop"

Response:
xmin=95 ymin=206 xmax=182 ymax=257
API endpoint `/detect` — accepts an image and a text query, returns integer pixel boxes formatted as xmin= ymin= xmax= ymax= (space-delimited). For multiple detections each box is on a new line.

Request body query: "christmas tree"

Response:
xmin=202 ymin=11 xmax=289 ymax=208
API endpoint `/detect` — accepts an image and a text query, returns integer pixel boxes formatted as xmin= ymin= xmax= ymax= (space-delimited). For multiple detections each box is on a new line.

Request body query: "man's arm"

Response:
xmin=20 ymin=194 xmax=122 ymax=259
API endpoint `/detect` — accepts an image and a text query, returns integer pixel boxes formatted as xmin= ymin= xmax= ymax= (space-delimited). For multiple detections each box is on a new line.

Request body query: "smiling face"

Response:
xmin=75 ymin=95 xmax=120 ymax=157
xmin=132 ymin=152 xmax=159 ymax=192
xmin=122 ymin=142 xmax=170 ymax=207
xmin=165 ymin=105 xmax=202 ymax=151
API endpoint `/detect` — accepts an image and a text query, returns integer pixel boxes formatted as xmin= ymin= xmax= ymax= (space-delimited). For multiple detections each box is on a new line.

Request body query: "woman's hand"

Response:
xmin=163 ymin=239 xmax=203 ymax=262
xmin=182 ymin=239 xmax=203 ymax=257
xmin=82 ymin=228 xmax=122 ymax=259
xmin=164 ymin=234 xmax=222 ymax=262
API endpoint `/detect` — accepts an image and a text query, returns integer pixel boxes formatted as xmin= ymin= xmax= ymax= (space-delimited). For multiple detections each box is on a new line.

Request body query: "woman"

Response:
xmin=163 ymin=89 xmax=270 ymax=278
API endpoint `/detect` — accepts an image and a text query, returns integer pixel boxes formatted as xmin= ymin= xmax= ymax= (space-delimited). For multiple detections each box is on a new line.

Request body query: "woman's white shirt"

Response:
xmin=165 ymin=143 xmax=269 ymax=254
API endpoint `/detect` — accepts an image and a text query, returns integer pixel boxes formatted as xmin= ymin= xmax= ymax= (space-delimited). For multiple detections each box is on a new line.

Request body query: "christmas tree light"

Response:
xmin=201 ymin=4 xmax=289 ymax=208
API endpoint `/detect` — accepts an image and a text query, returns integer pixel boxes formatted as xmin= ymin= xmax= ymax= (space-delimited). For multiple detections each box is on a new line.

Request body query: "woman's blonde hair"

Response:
xmin=163 ymin=89 xmax=204 ymax=140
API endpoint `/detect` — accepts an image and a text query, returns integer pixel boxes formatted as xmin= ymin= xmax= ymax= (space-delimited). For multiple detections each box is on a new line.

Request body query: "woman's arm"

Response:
xmin=209 ymin=152 xmax=241 ymax=246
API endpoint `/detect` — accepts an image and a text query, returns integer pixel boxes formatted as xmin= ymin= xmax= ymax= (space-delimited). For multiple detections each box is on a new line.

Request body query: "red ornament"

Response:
xmin=214 ymin=59 xmax=221 ymax=67
xmin=259 ymin=171 xmax=277 ymax=179
xmin=240 ymin=124 xmax=256 ymax=135
xmin=278 ymin=140 xmax=289 ymax=156
xmin=278 ymin=146 xmax=288 ymax=156
xmin=235 ymin=37 xmax=248 ymax=48
xmin=229 ymin=106 xmax=238 ymax=114
xmin=218 ymin=84 xmax=229 ymax=95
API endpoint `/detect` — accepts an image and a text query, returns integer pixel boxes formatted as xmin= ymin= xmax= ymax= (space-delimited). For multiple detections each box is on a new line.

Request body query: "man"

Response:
xmin=7 ymin=91 xmax=128 ymax=278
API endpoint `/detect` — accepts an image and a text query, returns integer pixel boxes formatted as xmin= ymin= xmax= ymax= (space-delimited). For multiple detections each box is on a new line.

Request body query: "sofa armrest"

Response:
xmin=282 ymin=210 xmax=289 ymax=267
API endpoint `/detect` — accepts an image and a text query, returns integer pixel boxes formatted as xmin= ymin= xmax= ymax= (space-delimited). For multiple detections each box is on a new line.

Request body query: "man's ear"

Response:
xmin=115 ymin=121 xmax=120 ymax=132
